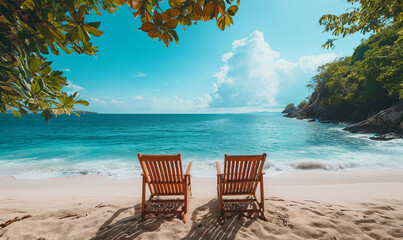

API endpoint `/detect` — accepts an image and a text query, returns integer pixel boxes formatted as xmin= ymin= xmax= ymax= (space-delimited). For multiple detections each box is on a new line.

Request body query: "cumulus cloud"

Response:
xmin=298 ymin=54 xmax=338 ymax=72
xmin=133 ymin=95 xmax=144 ymax=100
xmin=111 ymin=99 xmax=125 ymax=105
xmin=209 ymin=30 xmax=337 ymax=109
xmin=149 ymin=95 xmax=211 ymax=112
xmin=65 ymin=80 xmax=84 ymax=94
xmin=59 ymin=68 xmax=71 ymax=72
xmin=133 ymin=72 xmax=146 ymax=78
xmin=90 ymin=97 xmax=128 ymax=108
xmin=90 ymin=97 xmax=106 ymax=105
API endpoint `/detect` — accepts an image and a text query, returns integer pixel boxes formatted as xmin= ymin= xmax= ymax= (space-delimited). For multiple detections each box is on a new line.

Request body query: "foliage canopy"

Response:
xmin=319 ymin=0 xmax=402 ymax=49
xmin=310 ymin=23 xmax=402 ymax=117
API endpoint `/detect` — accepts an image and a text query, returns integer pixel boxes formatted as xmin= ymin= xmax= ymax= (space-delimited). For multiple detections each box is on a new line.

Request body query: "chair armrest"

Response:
xmin=185 ymin=162 xmax=192 ymax=176
xmin=262 ymin=171 xmax=266 ymax=175
xmin=216 ymin=162 xmax=222 ymax=175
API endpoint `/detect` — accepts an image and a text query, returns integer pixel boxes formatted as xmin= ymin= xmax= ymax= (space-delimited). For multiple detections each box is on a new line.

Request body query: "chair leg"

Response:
xmin=139 ymin=195 xmax=153 ymax=223
xmin=183 ymin=212 xmax=187 ymax=223
xmin=139 ymin=175 xmax=146 ymax=222
xmin=260 ymin=175 xmax=268 ymax=221
xmin=189 ymin=175 xmax=192 ymax=197
xmin=183 ymin=176 xmax=190 ymax=223
xmin=217 ymin=178 xmax=225 ymax=224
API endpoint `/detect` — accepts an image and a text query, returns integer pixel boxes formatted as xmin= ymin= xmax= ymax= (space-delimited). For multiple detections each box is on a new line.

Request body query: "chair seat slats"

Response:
xmin=216 ymin=153 xmax=268 ymax=223
xmin=150 ymin=181 xmax=184 ymax=184
xmin=138 ymin=153 xmax=192 ymax=223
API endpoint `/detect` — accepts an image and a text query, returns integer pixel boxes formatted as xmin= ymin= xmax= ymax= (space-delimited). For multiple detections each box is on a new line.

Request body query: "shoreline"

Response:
xmin=1 ymin=169 xmax=403 ymax=239
xmin=2 ymin=169 xmax=403 ymax=202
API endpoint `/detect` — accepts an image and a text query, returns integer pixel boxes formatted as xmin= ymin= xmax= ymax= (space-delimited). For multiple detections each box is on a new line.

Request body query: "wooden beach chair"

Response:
xmin=138 ymin=153 xmax=192 ymax=223
xmin=216 ymin=153 xmax=267 ymax=223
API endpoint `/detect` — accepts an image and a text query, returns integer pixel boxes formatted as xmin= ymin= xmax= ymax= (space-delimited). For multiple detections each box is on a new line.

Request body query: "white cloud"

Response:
xmin=65 ymin=80 xmax=84 ymax=94
xmin=298 ymin=54 xmax=337 ymax=72
xmin=133 ymin=72 xmax=146 ymax=78
xmin=90 ymin=97 xmax=127 ymax=107
xmin=60 ymin=68 xmax=71 ymax=72
xmin=111 ymin=99 xmax=125 ymax=105
xmin=133 ymin=95 xmax=144 ymax=100
xmin=149 ymin=95 xmax=211 ymax=112
xmin=90 ymin=97 xmax=106 ymax=105
xmin=209 ymin=30 xmax=337 ymax=108
xmin=221 ymin=52 xmax=234 ymax=62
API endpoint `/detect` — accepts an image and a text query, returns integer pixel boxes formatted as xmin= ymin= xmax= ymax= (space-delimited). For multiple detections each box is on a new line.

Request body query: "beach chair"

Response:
xmin=216 ymin=153 xmax=267 ymax=223
xmin=138 ymin=153 xmax=192 ymax=223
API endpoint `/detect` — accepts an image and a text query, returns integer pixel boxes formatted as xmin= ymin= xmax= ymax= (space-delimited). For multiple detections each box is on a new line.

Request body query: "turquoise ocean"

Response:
xmin=0 ymin=113 xmax=402 ymax=179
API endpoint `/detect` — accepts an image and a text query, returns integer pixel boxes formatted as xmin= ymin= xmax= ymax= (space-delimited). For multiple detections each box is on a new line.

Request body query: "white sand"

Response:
xmin=1 ymin=169 xmax=403 ymax=239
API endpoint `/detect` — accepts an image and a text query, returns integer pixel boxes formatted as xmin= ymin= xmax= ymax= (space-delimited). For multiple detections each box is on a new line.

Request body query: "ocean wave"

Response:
xmin=1 ymin=151 xmax=402 ymax=179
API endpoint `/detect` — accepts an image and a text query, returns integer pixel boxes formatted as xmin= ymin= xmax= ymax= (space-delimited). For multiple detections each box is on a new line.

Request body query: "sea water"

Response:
xmin=0 ymin=113 xmax=402 ymax=179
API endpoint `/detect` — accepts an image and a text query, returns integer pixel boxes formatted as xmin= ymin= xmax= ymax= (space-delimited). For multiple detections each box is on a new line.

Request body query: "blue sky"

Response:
xmin=49 ymin=0 xmax=363 ymax=113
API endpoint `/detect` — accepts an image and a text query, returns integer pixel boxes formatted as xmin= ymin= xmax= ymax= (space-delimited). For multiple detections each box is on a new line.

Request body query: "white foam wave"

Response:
xmin=0 ymin=148 xmax=402 ymax=179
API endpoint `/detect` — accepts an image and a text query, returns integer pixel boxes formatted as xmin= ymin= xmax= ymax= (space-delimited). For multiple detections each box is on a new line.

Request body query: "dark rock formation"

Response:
xmin=285 ymin=92 xmax=402 ymax=140
xmin=369 ymin=133 xmax=402 ymax=141
xmin=285 ymin=92 xmax=326 ymax=120
xmin=344 ymin=101 xmax=403 ymax=140
xmin=282 ymin=103 xmax=297 ymax=114
xmin=285 ymin=92 xmax=388 ymax=123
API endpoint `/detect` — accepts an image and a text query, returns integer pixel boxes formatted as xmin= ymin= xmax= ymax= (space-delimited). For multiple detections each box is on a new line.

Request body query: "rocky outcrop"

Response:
xmin=285 ymin=93 xmax=325 ymax=120
xmin=285 ymin=92 xmax=382 ymax=122
xmin=285 ymin=93 xmax=402 ymax=140
xmin=282 ymin=104 xmax=297 ymax=114
xmin=344 ymin=101 xmax=403 ymax=140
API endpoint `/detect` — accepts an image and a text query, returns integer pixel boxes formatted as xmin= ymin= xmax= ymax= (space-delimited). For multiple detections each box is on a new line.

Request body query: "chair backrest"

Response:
xmin=138 ymin=153 xmax=184 ymax=195
xmin=222 ymin=153 xmax=266 ymax=195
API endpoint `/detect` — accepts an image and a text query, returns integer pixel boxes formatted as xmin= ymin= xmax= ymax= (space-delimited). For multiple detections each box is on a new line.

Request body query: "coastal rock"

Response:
xmin=282 ymin=103 xmax=297 ymax=114
xmin=369 ymin=133 xmax=402 ymax=141
xmin=285 ymin=92 xmax=326 ymax=120
xmin=285 ymin=92 xmax=375 ymax=122
xmin=344 ymin=101 xmax=403 ymax=139
xmin=285 ymin=92 xmax=402 ymax=140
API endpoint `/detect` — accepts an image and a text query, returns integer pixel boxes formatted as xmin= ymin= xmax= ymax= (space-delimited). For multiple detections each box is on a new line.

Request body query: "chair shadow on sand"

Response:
xmin=183 ymin=199 xmax=257 ymax=240
xmin=91 ymin=199 xmax=261 ymax=240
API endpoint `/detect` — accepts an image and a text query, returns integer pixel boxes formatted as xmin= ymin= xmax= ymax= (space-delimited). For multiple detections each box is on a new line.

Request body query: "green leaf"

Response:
xmin=87 ymin=22 xmax=101 ymax=28
xmin=41 ymin=109 xmax=53 ymax=122
xmin=67 ymin=28 xmax=79 ymax=42
xmin=77 ymin=5 xmax=87 ymax=22
xmin=36 ymin=24 xmax=54 ymax=41
xmin=77 ymin=26 xmax=91 ymax=42
xmin=31 ymin=79 xmax=44 ymax=94
xmin=72 ymin=111 xmax=81 ymax=117
xmin=225 ymin=14 xmax=233 ymax=27
xmin=83 ymin=23 xmax=103 ymax=37
xmin=19 ymin=105 xmax=27 ymax=116
xmin=76 ymin=100 xmax=89 ymax=106
xmin=0 ymin=103 xmax=6 ymax=113
xmin=169 ymin=0 xmax=181 ymax=8
xmin=217 ymin=15 xmax=225 ymax=31
xmin=11 ymin=109 xmax=22 ymax=118
xmin=227 ymin=5 xmax=238 ymax=16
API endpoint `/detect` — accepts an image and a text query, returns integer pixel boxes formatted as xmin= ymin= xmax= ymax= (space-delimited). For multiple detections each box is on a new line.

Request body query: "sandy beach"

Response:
xmin=1 ymin=169 xmax=403 ymax=239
